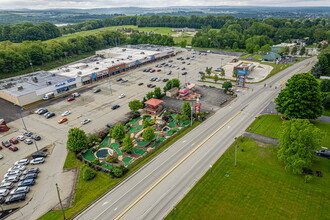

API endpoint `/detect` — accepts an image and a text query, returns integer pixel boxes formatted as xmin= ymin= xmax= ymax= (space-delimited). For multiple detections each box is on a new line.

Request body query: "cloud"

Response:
xmin=0 ymin=0 xmax=329 ymax=9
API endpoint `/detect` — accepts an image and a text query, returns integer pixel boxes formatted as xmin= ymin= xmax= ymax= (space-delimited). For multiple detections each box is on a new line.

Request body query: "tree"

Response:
xmin=111 ymin=123 xmax=126 ymax=141
xmin=163 ymin=78 xmax=180 ymax=92
xmin=82 ymin=165 xmax=96 ymax=181
xmin=67 ymin=128 xmax=88 ymax=152
xmin=154 ymin=87 xmax=162 ymax=98
xmin=146 ymin=91 xmax=155 ymax=100
xmin=291 ymin=46 xmax=298 ymax=55
xmin=320 ymin=79 xmax=330 ymax=92
xmin=122 ymin=134 xmax=134 ymax=153
xmin=181 ymin=101 xmax=192 ymax=118
xmin=222 ymin=81 xmax=232 ymax=93
xmin=201 ymin=74 xmax=206 ymax=81
xmin=277 ymin=119 xmax=321 ymax=174
xmin=299 ymin=46 xmax=306 ymax=56
xmin=214 ymin=74 xmax=220 ymax=83
xmin=275 ymin=73 xmax=323 ymax=119
xmin=142 ymin=126 xmax=155 ymax=142
xmin=205 ymin=67 xmax=213 ymax=76
xmin=220 ymin=68 xmax=225 ymax=77
xmin=128 ymin=100 xmax=144 ymax=113
xmin=179 ymin=40 xmax=187 ymax=48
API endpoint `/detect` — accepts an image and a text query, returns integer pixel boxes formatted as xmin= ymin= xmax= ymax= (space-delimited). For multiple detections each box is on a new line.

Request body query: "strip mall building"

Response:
xmin=0 ymin=45 xmax=176 ymax=106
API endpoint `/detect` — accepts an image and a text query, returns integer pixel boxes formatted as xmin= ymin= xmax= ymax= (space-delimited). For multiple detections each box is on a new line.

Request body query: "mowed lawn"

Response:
xmin=246 ymin=114 xmax=330 ymax=148
xmin=166 ymin=137 xmax=330 ymax=220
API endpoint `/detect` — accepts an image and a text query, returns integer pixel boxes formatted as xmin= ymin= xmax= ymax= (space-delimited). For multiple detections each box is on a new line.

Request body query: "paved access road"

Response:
xmin=75 ymin=57 xmax=317 ymax=220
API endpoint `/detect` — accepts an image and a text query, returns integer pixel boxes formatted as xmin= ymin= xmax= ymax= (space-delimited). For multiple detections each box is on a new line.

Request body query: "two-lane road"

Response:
xmin=75 ymin=57 xmax=317 ymax=220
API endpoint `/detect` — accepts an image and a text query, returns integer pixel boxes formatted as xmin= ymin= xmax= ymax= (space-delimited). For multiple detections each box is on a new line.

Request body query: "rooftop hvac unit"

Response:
xmin=46 ymin=81 xmax=52 ymax=85
xmin=94 ymin=68 xmax=99 ymax=70
xmin=96 ymin=62 xmax=100 ymax=64
xmin=122 ymin=49 xmax=126 ymax=51
xmin=112 ymin=61 xmax=114 ymax=63
xmin=32 ymin=77 xmax=38 ymax=83
xmin=17 ymin=86 xmax=23 ymax=91
xmin=77 ymin=71 xmax=82 ymax=75
xmin=140 ymin=52 xmax=145 ymax=54
xmin=51 ymin=73 xmax=56 ymax=76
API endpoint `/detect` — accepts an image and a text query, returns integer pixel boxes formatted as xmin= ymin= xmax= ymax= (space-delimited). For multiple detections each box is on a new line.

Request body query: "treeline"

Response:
xmin=0 ymin=22 xmax=61 ymax=43
xmin=0 ymin=32 xmax=173 ymax=75
xmin=190 ymin=18 xmax=330 ymax=52
xmin=312 ymin=46 xmax=330 ymax=78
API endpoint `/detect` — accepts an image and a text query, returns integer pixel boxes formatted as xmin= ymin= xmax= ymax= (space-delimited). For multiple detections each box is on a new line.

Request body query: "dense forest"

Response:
xmin=0 ymin=31 xmax=173 ymax=75
xmin=0 ymin=15 xmax=329 ymax=77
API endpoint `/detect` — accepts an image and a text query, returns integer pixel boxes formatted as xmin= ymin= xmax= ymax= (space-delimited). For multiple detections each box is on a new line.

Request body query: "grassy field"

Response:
xmin=39 ymin=121 xmax=200 ymax=220
xmin=246 ymin=114 xmax=330 ymax=148
xmin=166 ymin=137 xmax=330 ymax=220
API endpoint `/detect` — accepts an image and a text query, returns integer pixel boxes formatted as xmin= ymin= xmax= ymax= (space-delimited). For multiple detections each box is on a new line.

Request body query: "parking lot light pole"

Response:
xmin=56 ymin=183 xmax=66 ymax=220
xmin=34 ymin=140 xmax=39 ymax=152
xmin=108 ymin=79 xmax=112 ymax=95
xmin=18 ymin=108 xmax=27 ymax=131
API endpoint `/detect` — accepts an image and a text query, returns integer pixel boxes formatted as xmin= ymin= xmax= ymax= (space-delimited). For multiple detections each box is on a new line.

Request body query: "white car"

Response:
xmin=17 ymin=136 xmax=25 ymax=141
xmin=15 ymin=159 xmax=30 ymax=166
xmin=8 ymin=165 xmax=26 ymax=172
xmin=0 ymin=188 xmax=9 ymax=197
xmin=81 ymin=119 xmax=91 ymax=125
xmin=0 ymin=154 xmax=3 ymax=160
xmin=118 ymin=94 xmax=126 ymax=99
xmin=4 ymin=170 xmax=22 ymax=179
xmin=30 ymin=157 xmax=45 ymax=165
xmin=10 ymin=186 xmax=30 ymax=195
xmin=2 ymin=176 xmax=19 ymax=183
xmin=61 ymin=111 xmax=71 ymax=116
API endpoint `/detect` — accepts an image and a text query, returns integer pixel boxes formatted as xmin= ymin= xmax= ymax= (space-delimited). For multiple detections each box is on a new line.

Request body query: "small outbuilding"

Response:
xmin=263 ymin=52 xmax=281 ymax=61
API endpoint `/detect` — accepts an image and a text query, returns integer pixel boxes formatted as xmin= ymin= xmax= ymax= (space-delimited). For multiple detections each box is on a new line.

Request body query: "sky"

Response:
xmin=0 ymin=0 xmax=329 ymax=10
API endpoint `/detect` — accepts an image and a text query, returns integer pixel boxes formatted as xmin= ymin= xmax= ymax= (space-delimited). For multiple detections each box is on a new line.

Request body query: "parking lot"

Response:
xmin=0 ymin=49 xmax=239 ymax=219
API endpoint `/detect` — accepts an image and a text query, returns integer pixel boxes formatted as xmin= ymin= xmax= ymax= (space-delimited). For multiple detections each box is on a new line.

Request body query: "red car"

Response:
xmin=9 ymin=146 xmax=18 ymax=151
xmin=9 ymin=139 xmax=18 ymax=144
xmin=67 ymin=97 xmax=75 ymax=102
xmin=150 ymin=69 xmax=156 ymax=73
xmin=0 ymin=146 xmax=3 ymax=150
xmin=157 ymin=69 xmax=161 ymax=72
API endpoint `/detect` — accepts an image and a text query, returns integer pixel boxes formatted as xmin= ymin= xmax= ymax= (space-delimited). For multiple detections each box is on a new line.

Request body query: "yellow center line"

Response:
xmin=113 ymin=110 xmax=242 ymax=220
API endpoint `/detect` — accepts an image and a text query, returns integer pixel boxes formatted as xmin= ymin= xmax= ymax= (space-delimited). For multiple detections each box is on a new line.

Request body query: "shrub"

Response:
xmin=92 ymin=158 xmax=101 ymax=166
xmin=82 ymin=165 xmax=96 ymax=181
xmin=110 ymin=165 xmax=128 ymax=178
xmin=143 ymin=115 xmax=151 ymax=120
xmin=106 ymin=154 xmax=118 ymax=163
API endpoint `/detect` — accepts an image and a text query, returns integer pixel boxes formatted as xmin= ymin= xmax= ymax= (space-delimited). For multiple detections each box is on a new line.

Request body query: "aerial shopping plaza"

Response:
xmin=0 ymin=45 xmax=176 ymax=106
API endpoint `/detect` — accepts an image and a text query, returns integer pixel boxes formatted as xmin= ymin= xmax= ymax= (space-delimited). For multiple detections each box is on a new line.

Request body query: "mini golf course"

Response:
xmin=110 ymin=143 xmax=122 ymax=156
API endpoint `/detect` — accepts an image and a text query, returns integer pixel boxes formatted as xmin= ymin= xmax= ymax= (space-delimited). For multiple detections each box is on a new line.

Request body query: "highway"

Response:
xmin=75 ymin=57 xmax=317 ymax=220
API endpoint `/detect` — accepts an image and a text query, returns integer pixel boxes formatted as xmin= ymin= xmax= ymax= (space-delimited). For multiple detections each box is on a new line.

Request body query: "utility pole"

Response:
xmin=108 ymin=79 xmax=112 ymax=95
xmin=56 ymin=183 xmax=66 ymax=220
xmin=190 ymin=104 xmax=193 ymax=127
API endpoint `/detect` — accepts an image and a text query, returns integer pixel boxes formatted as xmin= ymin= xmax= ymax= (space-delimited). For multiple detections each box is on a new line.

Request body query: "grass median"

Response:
xmin=39 ymin=121 xmax=200 ymax=220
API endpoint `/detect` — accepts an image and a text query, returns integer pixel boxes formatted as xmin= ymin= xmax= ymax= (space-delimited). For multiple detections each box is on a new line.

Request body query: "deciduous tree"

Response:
xmin=142 ymin=126 xmax=155 ymax=142
xmin=67 ymin=128 xmax=88 ymax=152
xmin=275 ymin=73 xmax=323 ymax=119
xmin=122 ymin=134 xmax=134 ymax=153
xmin=111 ymin=123 xmax=126 ymax=141
xmin=128 ymin=100 xmax=144 ymax=113
xmin=278 ymin=119 xmax=321 ymax=174
xmin=181 ymin=101 xmax=192 ymax=118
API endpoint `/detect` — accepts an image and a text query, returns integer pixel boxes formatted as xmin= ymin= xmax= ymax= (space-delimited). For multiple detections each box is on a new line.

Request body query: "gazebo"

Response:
xmin=144 ymin=98 xmax=164 ymax=114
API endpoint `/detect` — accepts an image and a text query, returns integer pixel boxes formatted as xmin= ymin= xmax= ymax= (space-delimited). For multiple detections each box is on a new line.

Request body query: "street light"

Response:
xmin=18 ymin=108 xmax=27 ymax=131
xmin=234 ymin=137 xmax=238 ymax=167
xmin=190 ymin=104 xmax=193 ymax=127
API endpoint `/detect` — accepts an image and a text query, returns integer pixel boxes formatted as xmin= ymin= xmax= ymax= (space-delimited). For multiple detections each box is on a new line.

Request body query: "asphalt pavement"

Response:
xmin=75 ymin=57 xmax=317 ymax=220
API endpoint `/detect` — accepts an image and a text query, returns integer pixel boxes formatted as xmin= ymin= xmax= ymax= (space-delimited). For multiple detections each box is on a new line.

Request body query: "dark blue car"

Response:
xmin=18 ymin=179 xmax=35 ymax=187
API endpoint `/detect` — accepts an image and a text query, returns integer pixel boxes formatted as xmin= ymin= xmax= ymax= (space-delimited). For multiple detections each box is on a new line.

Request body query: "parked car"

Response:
xmin=9 ymin=138 xmax=18 ymax=144
xmin=31 ymin=135 xmax=41 ymax=141
xmin=17 ymin=136 xmax=25 ymax=141
xmin=182 ymin=72 xmax=188 ymax=75
xmin=30 ymin=157 xmax=45 ymax=165
xmin=0 ymin=182 xmax=14 ymax=190
xmin=163 ymin=78 xmax=169 ymax=82
xmin=32 ymin=152 xmax=47 ymax=159
xmin=0 ymin=196 xmax=5 ymax=204
xmin=24 ymin=139 xmax=33 ymax=145
xmin=45 ymin=112 xmax=55 ymax=119
xmin=106 ymin=123 xmax=115 ymax=128
xmin=8 ymin=165 xmax=25 ymax=172
xmin=67 ymin=97 xmax=75 ymax=102
xmin=20 ymin=173 xmax=38 ymax=181
xmin=9 ymin=146 xmax=18 ymax=152
xmin=111 ymin=105 xmax=120 ymax=110
xmin=58 ymin=118 xmax=68 ymax=124
xmin=157 ymin=69 xmax=161 ymax=72
xmin=118 ymin=94 xmax=126 ymax=99
xmin=4 ymin=170 xmax=22 ymax=179
xmin=94 ymin=88 xmax=101 ymax=93
xmin=81 ymin=119 xmax=91 ymax=125
xmin=5 ymin=193 xmax=26 ymax=204
xmin=167 ymin=71 xmax=172 ymax=75
xmin=147 ymin=84 xmax=152 ymax=88
xmin=72 ymin=92 xmax=80 ymax=97
xmin=23 ymin=131 xmax=33 ymax=137
xmin=3 ymin=176 xmax=19 ymax=183
xmin=61 ymin=111 xmax=71 ymax=116
xmin=0 ymin=189 xmax=9 ymax=197
xmin=138 ymin=82 xmax=144 ymax=86
xmin=116 ymin=78 xmax=122 ymax=81
xmin=23 ymin=168 xmax=39 ymax=175
xmin=316 ymin=149 xmax=330 ymax=158
xmin=15 ymin=159 xmax=30 ymax=166
xmin=18 ymin=179 xmax=35 ymax=187
xmin=2 ymin=141 xmax=11 ymax=148
xmin=122 ymin=78 xmax=128 ymax=82
xmin=0 ymin=154 xmax=3 ymax=159
xmin=182 ymin=67 xmax=186 ymax=70
xmin=150 ymin=84 xmax=156 ymax=88
xmin=151 ymin=69 xmax=156 ymax=73
xmin=35 ymin=108 xmax=48 ymax=115
xmin=10 ymin=186 xmax=30 ymax=195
